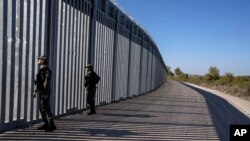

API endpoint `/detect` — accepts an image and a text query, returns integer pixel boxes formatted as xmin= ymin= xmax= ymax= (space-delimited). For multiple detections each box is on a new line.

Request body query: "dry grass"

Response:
xmin=169 ymin=76 xmax=250 ymax=101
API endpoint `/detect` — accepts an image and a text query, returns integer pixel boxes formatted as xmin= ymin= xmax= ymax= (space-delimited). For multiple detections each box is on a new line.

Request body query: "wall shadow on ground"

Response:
xmin=182 ymin=83 xmax=250 ymax=141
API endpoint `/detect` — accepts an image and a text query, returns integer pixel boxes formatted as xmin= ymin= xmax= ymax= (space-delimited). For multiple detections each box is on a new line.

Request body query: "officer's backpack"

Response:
xmin=93 ymin=72 xmax=100 ymax=85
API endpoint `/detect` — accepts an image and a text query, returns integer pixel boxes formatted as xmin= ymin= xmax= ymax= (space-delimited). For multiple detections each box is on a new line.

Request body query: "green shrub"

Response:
xmin=206 ymin=66 xmax=220 ymax=81
xmin=220 ymin=72 xmax=234 ymax=85
xmin=174 ymin=67 xmax=183 ymax=76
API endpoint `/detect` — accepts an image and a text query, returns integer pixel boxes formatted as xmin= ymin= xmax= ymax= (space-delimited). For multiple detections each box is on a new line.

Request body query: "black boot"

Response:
xmin=87 ymin=110 xmax=96 ymax=115
xmin=45 ymin=122 xmax=57 ymax=132
xmin=88 ymin=105 xmax=96 ymax=115
xmin=38 ymin=123 xmax=49 ymax=130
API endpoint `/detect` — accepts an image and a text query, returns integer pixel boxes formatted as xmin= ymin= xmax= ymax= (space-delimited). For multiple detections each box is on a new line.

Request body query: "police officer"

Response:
xmin=84 ymin=64 xmax=100 ymax=115
xmin=35 ymin=56 xmax=57 ymax=132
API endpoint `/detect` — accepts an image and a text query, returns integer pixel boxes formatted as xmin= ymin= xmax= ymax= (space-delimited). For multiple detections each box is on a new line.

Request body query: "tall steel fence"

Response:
xmin=0 ymin=0 xmax=167 ymax=132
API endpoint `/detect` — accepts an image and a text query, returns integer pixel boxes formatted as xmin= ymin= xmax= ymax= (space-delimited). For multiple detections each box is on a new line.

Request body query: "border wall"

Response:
xmin=0 ymin=0 xmax=167 ymax=132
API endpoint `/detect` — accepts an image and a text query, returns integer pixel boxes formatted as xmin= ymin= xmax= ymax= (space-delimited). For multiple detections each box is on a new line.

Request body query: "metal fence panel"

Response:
xmin=147 ymin=49 xmax=152 ymax=92
xmin=128 ymin=40 xmax=141 ymax=97
xmin=114 ymin=26 xmax=130 ymax=100
xmin=51 ymin=0 xmax=91 ymax=115
xmin=151 ymin=53 xmax=156 ymax=90
xmin=93 ymin=10 xmax=115 ymax=105
xmin=140 ymin=45 xmax=148 ymax=94
xmin=0 ymin=0 xmax=47 ymax=130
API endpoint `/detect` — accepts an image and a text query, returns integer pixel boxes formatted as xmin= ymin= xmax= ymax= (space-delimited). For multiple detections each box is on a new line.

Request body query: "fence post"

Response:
xmin=138 ymin=32 xmax=144 ymax=95
xmin=150 ymin=46 xmax=155 ymax=91
xmin=0 ymin=0 xmax=9 ymax=132
xmin=44 ymin=0 xmax=51 ymax=57
xmin=88 ymin=0 xmax=97 ymax=66
xmin=0 ymin=0 xmax=6 ymax=132
xmin=126 ymin=22 xmax=133 ymax=98
xmin=111 ymin=9 xmax=118 ymax=102
xmin=49 ymin=0 xmax=59 ymax=115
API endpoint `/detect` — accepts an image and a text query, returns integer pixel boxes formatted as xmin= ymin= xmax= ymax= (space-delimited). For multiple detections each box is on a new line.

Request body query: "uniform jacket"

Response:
xmin=36 ymin=66 xmax=51 ymax=91
xmin=84 ymin=71 xmax=100 ymax=88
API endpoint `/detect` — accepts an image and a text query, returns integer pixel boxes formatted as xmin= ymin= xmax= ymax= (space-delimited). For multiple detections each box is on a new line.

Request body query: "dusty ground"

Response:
xmin=184 ymin=82 xmax=250 ymax=118
xmin=199 ymin=83 xmax=250 ymax=101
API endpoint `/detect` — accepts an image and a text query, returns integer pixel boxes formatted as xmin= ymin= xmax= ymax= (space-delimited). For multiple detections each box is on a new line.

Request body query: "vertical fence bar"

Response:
xmin=147 ymin=45 xmax=151 ymax=92
xmin=89 ymin=0 xmax=96 ymax=65
xmin=113 ymin=27 xmax=119 ymax=101
xmin=22 ymin=0 xmax=29 ymax=122
xmin=23 ymin=0 xmax=30 ymax=121
xmin=64 ymin=0 xmax=69 ymax=111
xmin=12 ymin=0 xmax=20 ymax=121
xmin=0 ymin=0 xmax=7 ymax=130
xmin=40 ymin=0 xmax=46 ymax=55
xmin=96 ymin=11 xmax=100 ymax=105
xmin=150 ymin=48 xmax=154 ymax=91
xmin=0 ymin=0 xmax=2 ymax=127
xmin=28 ymin=0 xmax=36 ymax=121
xmin=138 ymin=33 xmax=143 ymax=95
xmin=68 ymin=0 xmax=73 ymax=110
xmin=32 ymin=0 xmax=38 ymax=120
xmin=65 ymin=0 xmax=70 ymax=110
xmin=55 ymin=0 xmax=62 ymax=116
xmin=75 ymin=0 xmax=80 ymax=109
xmin=98 ymin=12 xmax=103 ymax=105
xmin=71 ymin=0 xmax=76 ymax=109
xmin=103 ymin=17 xmax=107 ymax=104
xmin=4 ymin=0 xmax=12 ymax=124
xmin=61 ymin=0 xmax=66 ymax=114
xmin=137 ymin=41 xmax=141 ymax=95
xmin=83 ymin=1 xmax=91 ymax=108
xmin=127 ymin=22 xmax=132 ymax=98
xmin=78 ymin=0 xmax=84 ymax=109
xmin=50 ymin=0 xmax=58 ymax=115
xmin=93 ymin=10 xmax=98 ymax=104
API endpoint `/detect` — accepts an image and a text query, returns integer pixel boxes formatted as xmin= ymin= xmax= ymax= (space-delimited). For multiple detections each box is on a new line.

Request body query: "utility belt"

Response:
xmin=33 ymin=89 xmax=51 ymax=98
xmin=87 ymin=85 xmax=96 ymax=90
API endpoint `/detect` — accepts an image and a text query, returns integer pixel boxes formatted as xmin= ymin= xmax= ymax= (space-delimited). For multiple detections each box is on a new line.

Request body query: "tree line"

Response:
xmin=166 ymin=66 xmax=250 ymax=100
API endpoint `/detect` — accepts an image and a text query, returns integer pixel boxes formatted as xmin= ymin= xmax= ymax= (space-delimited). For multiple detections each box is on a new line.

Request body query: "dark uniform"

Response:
xmin=36 ymin=66 xmax=56 ymax=131
xmin=84 ymin=65 xmax=100 ymax=115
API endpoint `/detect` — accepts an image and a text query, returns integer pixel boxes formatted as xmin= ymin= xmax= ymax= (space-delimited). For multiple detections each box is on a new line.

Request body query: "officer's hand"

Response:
xmin=33 ymin=92 xmax=37 ymax=98
xmin=43 ymin=93 xmax=49 ymax=100
xmin=33 ymin=89 xmax=38 ymax=98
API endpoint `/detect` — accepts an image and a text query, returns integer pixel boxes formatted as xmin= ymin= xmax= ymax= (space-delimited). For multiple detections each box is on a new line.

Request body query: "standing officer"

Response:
xmin=34 ymin=56 xmax=57 ymax=132
xmin=84 ymin=64 xmax=100 ymax=115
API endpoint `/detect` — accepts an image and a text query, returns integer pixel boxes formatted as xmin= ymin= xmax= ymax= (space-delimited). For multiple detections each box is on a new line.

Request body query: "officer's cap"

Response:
xmin=85 ymin=64 xmax=93 ymax=68
xmin=37 ymin=55 xmax=47 ymax=61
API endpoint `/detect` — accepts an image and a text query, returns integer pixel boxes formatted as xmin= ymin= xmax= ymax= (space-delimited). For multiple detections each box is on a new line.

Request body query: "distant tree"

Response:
xmin=166 ymin=65 xmax=174 ymax=77
xmin=206 ymin=66 xmax=220 ymax=81
xmin=174 ymin=67 xmax=183 ymax=76
xmin=168 ymin=71 xmax=175 ymax=77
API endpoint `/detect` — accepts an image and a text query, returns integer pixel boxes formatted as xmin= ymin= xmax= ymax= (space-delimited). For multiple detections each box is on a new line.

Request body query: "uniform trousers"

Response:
xmin=87 ymin=87 xmax=96 ymax=113
xmin=38 ymin=91 xmax=55 ymax=127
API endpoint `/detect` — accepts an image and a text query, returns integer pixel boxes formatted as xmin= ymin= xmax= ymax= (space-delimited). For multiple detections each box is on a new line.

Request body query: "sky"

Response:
xmin=115 ymin=0 xmax=250 ymax=76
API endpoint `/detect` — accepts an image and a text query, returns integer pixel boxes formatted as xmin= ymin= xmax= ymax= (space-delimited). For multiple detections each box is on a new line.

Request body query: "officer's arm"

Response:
xmin=43 ymin=70 xmax=50 ymax=90
xmin=84 ymin=79 xmax=87 ymax=87
xmin=84 ymin=76 xmax=89 ymax=87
